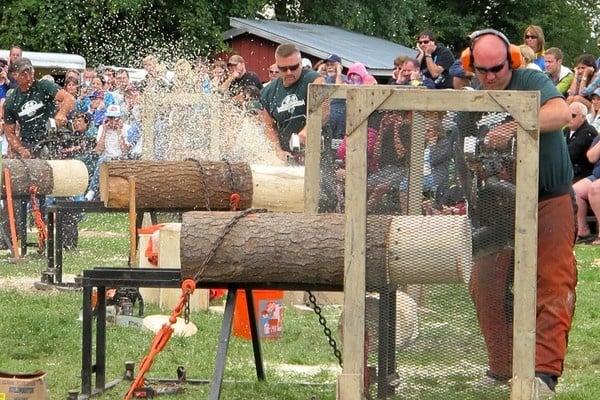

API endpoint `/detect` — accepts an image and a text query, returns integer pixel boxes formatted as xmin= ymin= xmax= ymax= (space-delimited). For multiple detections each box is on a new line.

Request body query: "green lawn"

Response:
xmin=0 ymin=213 xmax=599 ymax=399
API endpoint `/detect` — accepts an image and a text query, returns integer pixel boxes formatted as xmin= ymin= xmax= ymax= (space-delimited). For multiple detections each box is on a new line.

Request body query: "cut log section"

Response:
xmin=2 ymin=159 xmax=88 ymax=197
xmin=99 ymin=160 xmax=306 ymax=212
xmin=46 ymin=160 xmax=88 ymax=196
xmin=99 ymin=160 xmax=253 ymax=210
xmin=250 ymin=165 xmax=304 ymax=212
xmin=180 ymin=212 xmax=472 ymax=288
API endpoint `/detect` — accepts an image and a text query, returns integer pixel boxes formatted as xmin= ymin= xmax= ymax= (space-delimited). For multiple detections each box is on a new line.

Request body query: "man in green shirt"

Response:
xmin=467 ymin=29 xmax=575 ymax=397
xmin=260 ymin=44 xmax=325 ymax=162
xmin=3 ymin=57 xmax=75 ymax=158
xmin=544 ymin=47 xmax=574 ymax=97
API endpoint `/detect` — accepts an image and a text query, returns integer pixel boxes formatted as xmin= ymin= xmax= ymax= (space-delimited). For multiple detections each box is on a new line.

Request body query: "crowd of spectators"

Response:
xmin=1 ymin=24 xmax=600 ymax=223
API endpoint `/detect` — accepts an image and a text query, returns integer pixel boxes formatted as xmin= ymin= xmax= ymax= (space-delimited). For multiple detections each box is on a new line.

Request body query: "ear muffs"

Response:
xmin=507 ymin=44 xmax=524 ymax=69
xmin=460 ymin=29 xmax=524 ymax=73
xmin=460 ymin=48 xmax=474 ymax=73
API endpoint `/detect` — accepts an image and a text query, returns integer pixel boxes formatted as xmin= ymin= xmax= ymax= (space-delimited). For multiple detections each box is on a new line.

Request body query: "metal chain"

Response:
xmin=184 ymin=292 xmax=191 ymax=324
xmin=186 ymin=158 xmax=212 ymax=211
xmin=306 ymin=290 xmax=343 ymax=367
xmin=191 ymin=208 xmax=266 ymax=283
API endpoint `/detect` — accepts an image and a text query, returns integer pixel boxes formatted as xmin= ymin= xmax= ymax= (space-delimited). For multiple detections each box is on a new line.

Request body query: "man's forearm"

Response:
xmin=539 ymin=98 xmax=570 ymax=132
xmin=58 ymin=95 xmax=75 ymax=117
xmin=425 ymin=57 xmax=442 ymax=78
xmin=4 ymin=124 xmax=25 ymax=152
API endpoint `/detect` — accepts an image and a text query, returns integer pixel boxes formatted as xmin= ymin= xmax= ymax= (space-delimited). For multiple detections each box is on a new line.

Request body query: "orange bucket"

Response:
xmin=232 ymin=290 xmax=284 ymax=340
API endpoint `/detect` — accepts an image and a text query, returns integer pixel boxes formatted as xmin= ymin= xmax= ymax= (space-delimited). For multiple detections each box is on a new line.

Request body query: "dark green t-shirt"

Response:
xmin=260 ymin=70 xmax=320 ymax=151
xmin=4 ymin=79 xmax=59 ymax=143
xmin=507 ymin=68 xmax=573 ymax=199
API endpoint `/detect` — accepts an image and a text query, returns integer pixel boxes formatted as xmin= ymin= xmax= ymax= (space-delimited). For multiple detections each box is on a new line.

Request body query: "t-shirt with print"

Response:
xmin=507 ymin=68 xmax=573 ymax=199
xmin=3 ymin=79 xmax=59 ymax=143
xmin=260 ymin=69 xmax=320 ymax=151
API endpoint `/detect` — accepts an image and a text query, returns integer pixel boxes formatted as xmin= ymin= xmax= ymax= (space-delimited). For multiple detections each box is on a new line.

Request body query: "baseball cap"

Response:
xmin=105 ymin=104 xmax=122 ymax=118
xmin=593 ymin=88 xmax=600 ymax=97
xmin=227 ymin=55 xmax=244 ymax=65
xmin=9 ymin=57 xmax=33 ymax=73
xmin=326 ymin=54 xmax=342 ymax=64
xmin=90 ymin=90 xmax=104 ymax=99
xmin=302 ymin=58 xmax=312 ymax=69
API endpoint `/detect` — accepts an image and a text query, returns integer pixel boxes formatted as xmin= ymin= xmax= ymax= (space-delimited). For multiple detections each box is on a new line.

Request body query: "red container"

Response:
xmin=232 ymin=290 xmax=284 ymax=340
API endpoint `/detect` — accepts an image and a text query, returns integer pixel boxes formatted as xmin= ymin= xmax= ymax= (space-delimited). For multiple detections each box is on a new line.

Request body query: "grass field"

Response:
xmin=0 ymin=213 xmax=599 ymax=399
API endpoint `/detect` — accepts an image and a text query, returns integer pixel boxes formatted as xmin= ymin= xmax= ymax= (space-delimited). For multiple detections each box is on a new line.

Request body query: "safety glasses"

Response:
xmin=277 ymin=63 xmax=300 ymax=72
xmin=473 ymin=60 xmax=507 ymax=74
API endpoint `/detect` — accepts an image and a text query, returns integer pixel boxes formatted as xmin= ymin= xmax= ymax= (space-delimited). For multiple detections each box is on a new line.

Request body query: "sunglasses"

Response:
xmin=473 ymin=60 xmax=507 ymax=74
xmin=268 ymin=70 xmax=279 ymax=74
xmin=277 ymin=63 xmax=300 ymax=72
xmin=418 ymin=40 xmax=430 ymax=45
xmin=525 ymin=35 xmax=538 ymax=39
xmin=571 ymin=113 xmax=580 ymax=118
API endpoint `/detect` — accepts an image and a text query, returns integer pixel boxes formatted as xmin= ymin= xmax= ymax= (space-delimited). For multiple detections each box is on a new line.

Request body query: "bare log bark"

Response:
xmin=3 ymin=159 xmax=53 ymax=195
xmin=99 ymin=160 xmax=253 ymax=209
xmin=180 ymin=212 xmax=390 ymax=289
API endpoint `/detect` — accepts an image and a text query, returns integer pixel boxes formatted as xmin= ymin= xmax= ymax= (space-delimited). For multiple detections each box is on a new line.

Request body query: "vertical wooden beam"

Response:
xmin=407 ymin=112 xmax=426 ymax=215
xmin=305 ymin=84 xmax=325 ymax=214
xmin=337 ymin=89 xmax=369 ymax=400
xmin=510 ymin=102 xmax=539 ymax=400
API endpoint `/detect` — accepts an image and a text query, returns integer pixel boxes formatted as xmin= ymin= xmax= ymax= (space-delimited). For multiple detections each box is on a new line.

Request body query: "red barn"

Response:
xmin=223 ymin=17 xmax=417 ymax=83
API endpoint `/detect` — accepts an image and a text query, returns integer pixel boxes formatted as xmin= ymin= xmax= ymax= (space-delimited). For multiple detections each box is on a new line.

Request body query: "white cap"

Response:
xmin=301 ymin=58 xmax=312 ymax=69
xmin=105 ymin=104 xmax=122 ymax=118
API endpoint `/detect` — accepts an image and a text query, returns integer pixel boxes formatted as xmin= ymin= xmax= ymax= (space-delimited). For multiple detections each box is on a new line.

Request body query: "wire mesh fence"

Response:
xmin=307 ymin=86 xmax=539 ymax=400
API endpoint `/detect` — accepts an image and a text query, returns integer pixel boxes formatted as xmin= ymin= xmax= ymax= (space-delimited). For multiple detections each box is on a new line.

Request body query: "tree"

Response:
xmin=0 ymin=0 xmax=596 ymax=67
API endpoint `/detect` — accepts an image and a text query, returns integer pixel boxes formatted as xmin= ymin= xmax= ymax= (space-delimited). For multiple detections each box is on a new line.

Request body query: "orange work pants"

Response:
xmin=469 ymin=193 xmax=577 ymax=378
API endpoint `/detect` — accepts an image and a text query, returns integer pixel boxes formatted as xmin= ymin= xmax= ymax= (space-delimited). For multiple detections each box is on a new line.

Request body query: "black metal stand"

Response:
xmin=77 ymin=267 xmax=342 ymax=400
xmin=39 ymin=199 xmax=185 ymax=289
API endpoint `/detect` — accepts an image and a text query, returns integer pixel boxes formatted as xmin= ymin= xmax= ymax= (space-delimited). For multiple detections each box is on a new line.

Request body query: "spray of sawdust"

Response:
xmin=139 ymin=58 xmax=284 ymax=166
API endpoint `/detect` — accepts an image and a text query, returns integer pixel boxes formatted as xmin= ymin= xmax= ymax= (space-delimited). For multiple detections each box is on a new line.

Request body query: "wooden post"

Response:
xmin=338 ymin=88 xmax=369 ymax=400
xmin=128 ymin=177 xmax=137 ymax=266
xmin=305 ymin=84 xmax=325 ymax=214
xmin=510 ymin=96 xmax=540 ymax=400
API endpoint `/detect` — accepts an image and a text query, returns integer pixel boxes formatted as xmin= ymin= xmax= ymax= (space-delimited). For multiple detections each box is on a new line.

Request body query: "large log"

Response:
xmin=99 ymin=160 xmax=253 ymax=210
xmin=180 ymin=212 xmax=391 ymax=289
xmin=99 ymin=160 xmax=306 ymax=212
xmin=180 ymin=212 xmax=472 ymax=288
xmin=2 ymin=159 xmax=88 ymax=196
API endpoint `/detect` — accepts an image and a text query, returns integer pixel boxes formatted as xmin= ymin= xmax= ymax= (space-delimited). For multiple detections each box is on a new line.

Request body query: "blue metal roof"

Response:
xmin=225 ymin=17 xmax=417 ymax=76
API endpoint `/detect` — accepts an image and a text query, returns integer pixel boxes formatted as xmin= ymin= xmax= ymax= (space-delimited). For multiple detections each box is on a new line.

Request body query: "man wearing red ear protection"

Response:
xmin=467 ymin=30 xmax=576 ymax=396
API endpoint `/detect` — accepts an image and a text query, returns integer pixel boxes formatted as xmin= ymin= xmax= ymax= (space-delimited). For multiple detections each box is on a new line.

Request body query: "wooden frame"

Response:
xmin=305 ymin=85 xmax=539 ymax=400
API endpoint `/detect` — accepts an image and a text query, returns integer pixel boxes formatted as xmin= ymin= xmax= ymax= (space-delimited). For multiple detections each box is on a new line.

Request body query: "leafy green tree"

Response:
xmin=0 ymin=0 xmax=596 ymax=68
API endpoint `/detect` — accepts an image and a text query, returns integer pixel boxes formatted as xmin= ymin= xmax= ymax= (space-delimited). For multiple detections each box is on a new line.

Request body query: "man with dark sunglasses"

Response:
xmin=563 ymin=101 xmax=596 ymax=182
xmin=415 ymin=30 xmax=455 ymax=89
xmin=260 ymin=43 xmax=325 ymax=162
xmin=263 ymin=63 xmax=280 ymax=87
xmin=468 ymin=30 xmax=575 ymax=397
